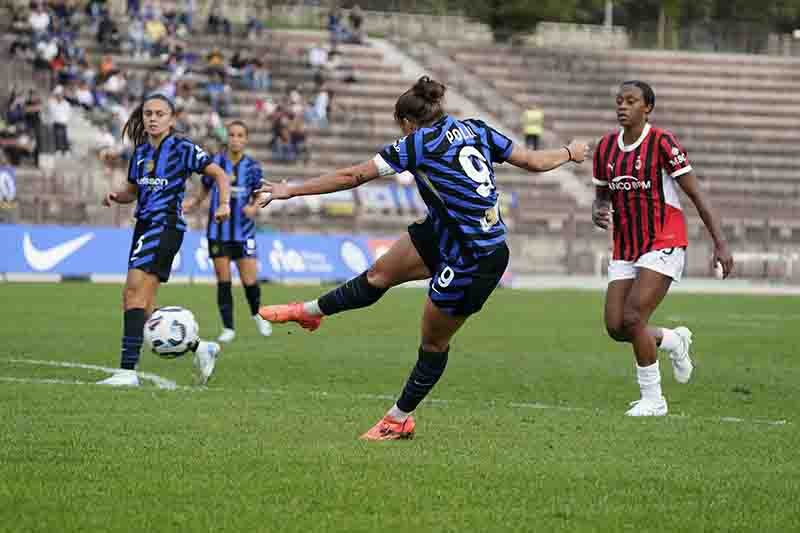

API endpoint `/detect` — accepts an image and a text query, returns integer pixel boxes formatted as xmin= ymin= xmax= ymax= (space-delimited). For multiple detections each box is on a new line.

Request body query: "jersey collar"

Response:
xmin=617 ymin=122 xmax=651 ymax=153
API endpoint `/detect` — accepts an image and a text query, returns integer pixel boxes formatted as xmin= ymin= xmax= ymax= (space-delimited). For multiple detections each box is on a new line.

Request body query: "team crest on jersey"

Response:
xmin=145 ymin=160 xmax=155 ymax=173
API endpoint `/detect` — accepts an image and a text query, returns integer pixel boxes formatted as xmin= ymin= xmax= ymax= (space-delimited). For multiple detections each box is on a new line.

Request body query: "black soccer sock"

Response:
xmin=217 ymin=281 xmax=234 ymax=329
xmin=396 ymin=347 xmax=449 ymax=413
xmin=120 ymin=308 xmax=146 ymax=370
xmin=243 ymin=283 xmax=261 ymax=316
xmin=317 ymin=271 xmax=388 ymax=316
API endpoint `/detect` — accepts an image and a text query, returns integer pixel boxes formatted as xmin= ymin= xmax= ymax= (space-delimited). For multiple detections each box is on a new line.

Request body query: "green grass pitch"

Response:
xmin=1 ymin=283 xmax=798 ymax=532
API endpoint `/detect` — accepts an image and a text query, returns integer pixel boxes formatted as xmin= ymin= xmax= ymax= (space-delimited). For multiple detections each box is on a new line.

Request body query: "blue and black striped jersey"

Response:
xmin=128 ymin=134 xmax=212 ymax=230
xmin=202 ymin=153 xmax=263 ymax=242
xmin=376 ymin=115 xmax=514 ymax=264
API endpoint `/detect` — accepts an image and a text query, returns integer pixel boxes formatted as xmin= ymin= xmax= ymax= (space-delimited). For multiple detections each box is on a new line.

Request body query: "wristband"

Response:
xmin=563 ymin=145 xmax=573 ymax=162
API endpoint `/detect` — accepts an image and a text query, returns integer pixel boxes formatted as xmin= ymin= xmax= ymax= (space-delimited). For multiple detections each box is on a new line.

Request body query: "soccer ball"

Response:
xmin=144 ymin=307 xmax=199 ymax=358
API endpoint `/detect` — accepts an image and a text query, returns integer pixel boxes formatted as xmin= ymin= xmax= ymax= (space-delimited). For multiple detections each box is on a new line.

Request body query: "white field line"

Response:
xmin=4 ymin=359 xmax=178 ymax=390
xmin=0 ymin=360 xmax=789 ymax=427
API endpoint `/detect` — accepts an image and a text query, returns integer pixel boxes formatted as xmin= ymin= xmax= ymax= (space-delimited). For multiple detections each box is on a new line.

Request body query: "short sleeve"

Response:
xmin=378 ymin=134 xmax=415 ymax=174
xmin=186 ymin=141 xmax=212 ymax=174
xmin=592 ymin=138 xmax=608 ymax=187
xmin=248 ymin=161 xmax=264 ymax=194
xmin=127 ymin=152 xmax=137 ymax=184
xmin=659 ymin=131 xmax=693 ymax=179
xmin=476 ymin=120 xmax=514 ymax=164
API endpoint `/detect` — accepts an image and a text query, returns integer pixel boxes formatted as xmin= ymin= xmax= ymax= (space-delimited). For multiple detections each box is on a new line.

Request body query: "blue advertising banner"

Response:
xmin=0 ymin=224 xmax=376 ymax=283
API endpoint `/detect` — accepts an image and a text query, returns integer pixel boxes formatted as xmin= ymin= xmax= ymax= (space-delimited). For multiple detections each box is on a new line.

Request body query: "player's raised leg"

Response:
xmin=237 ymin=256 xmax=271 ymax=337
xmin=259 ymin=233 xmax=431 ymax=331
xmin=213 ymin=256 xmax=236 ymax=343
xmin=361 ymin=297 xmax=467 ymax=441
xmin=98 ymin=268 xmax=160 ymax=386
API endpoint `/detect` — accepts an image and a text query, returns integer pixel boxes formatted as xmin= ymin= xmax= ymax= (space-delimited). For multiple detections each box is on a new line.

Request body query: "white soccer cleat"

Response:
xmin=253 ymin=314 xmax=272 ymax=337
xmin=669 ymin=327 xmax=694 ymax=384
xmin=625 ymin=397 xmax=668 ymax=417
xmin=193 ymin=341 xmax=220 ymax=385
xmin=217 ymin=328 xmax=236 ymax=343
xmin=97 ymin=369 xmax=140 ymax=387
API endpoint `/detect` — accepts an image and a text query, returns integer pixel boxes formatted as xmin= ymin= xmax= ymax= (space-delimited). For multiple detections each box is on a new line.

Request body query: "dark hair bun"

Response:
xmin=413 ymin=76 xmax=446 ymax=104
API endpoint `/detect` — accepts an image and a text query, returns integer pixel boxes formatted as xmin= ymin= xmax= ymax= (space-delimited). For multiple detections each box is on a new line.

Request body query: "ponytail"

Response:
xmin=394 ymin=75 xmax=446 ymax=126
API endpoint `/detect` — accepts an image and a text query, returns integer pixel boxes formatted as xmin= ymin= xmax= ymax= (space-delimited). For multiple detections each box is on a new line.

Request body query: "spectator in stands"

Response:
xmin=98 ymin=54 xmax=115 ymax=82
xmin=48 ymin=85 xmax=71 ymax=154
xmin=28 ymin=2 xmax=51 ymax=38
xmin=73 ymin=80 xmax=95 ymax=110
xmin=178 ymin=0 xmax=196 ymax=32
xmin=127 ymin=16 xmax=147 ymax=58
xmin=144 ymin=13 xmax=168 ymax=56
xmin=206 ymin=47 xmax=226 ymax=77
xmin=287 ymin=112 xmax=308 ymax=163
xmin=522 ymin=104 xmax=543 ymax=150
xmin=206 ymin=109 xmax=227 ymax=145
xmin=348 ymin=5 xmax=365 ymax=44
xmin=24 ymin=90 xmax=43 ymax=166
xmin=0 ymin=119 xmax=35 ymax=166
xmin=246 ymin=16 xmax=265 ymax=42
xmin=206 ymin=71 xmax=230 ymax=117
xmin=96 ymin=11 xmax=120 ymax=51
xmin=306 ymin=84 xmax=329 ymax=128
xmin=207 ymin=0 xmax=231 ymax=38
xmin=327 ymin=7 xmax=346 ymax=49
xmin=250 ymin=58 xmax=271 ymax=91
xmin=308 ymin=42 xmax=328 ymax=72
xmin=50 ymin=0 xmax=76 ymax=31
xmin=34 ymin=35 xmax=59 ymax=84
xmin=127 ymin=0 xmax=140 ymax=17
xmin=271 ymin=107 xmax=293 ymax=162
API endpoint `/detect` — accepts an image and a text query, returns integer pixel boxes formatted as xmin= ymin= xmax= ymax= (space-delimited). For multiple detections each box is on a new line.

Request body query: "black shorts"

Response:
xmin=408 ymin=217 xmax=510 ymax=317
xmin=128 ymin=221 xmax=184 ymax=282
xmin=208 ymin=239 xmax=257 ymax=260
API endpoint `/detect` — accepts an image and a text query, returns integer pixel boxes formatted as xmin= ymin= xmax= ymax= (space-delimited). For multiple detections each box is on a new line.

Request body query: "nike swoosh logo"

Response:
xmin=138 ymin=158 xmax=146 ymax=165
xmin=23 ymin=232 xmax=95 ymax=271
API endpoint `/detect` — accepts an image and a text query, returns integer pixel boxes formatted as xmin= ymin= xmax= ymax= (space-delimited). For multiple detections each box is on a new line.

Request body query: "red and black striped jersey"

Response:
xmin=592 ymin=123 xmax=691 ymax=261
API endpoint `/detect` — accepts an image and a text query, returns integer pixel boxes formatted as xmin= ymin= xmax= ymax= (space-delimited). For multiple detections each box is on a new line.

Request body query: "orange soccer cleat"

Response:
xmin=359 ymin=415 xmax=416 ymax=441
xmin=258 ymin=302 xmax=323 ymax=332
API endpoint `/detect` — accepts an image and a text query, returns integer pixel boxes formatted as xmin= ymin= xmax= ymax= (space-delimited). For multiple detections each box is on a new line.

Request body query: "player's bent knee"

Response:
xmin=621 ymin=307 xmax=644 ymax=335
xmin=366 ymin=265 xmax=394 ymax=289
xmin=420 ymin=340 xmax=450 ymax=353
xmin=606 ymin=323 xmax=629 ymax=342
xmin=123 ymin=285 xmax=148 ymax=310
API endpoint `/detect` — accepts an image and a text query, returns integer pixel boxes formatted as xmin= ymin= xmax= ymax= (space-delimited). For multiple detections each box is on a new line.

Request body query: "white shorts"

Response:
xmin=608 ymin=247 xmax=685 ymax=283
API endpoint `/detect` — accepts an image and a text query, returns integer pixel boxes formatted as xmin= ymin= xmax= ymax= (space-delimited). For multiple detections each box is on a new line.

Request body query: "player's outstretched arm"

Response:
xmin=102 ymin=182 xmax=137 ymax=206
xmin=506 ymin=140 xmax=589 ymax=173
xmin=257 ymin=159 xmax=381 ymax=208
xmin=677 ymin=171 xmax=734 ymax=278
xmin=205 ymin=162 xmax=231 ymax=222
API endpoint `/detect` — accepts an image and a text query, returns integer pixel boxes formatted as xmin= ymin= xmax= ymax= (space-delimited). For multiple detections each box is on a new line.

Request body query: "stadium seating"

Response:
xmin=438 ymin=42 xmax=800 ymax=228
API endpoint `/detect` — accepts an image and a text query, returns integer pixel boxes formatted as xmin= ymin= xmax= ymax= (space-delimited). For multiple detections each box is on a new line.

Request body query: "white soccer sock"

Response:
xmin=659 ymin=328 xmax=681 ymax=352
xmin=637 ymin=362 xmax=662 ymax=401
xmin=303 ymin=300 xmax=323 ymax=317
xmin=386 ymin=403 xmax=411 ymax=422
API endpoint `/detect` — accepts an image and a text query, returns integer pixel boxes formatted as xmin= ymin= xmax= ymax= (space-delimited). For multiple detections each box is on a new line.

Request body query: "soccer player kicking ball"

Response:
xmin=592 ymin=81 xmax=734 ymax=416
xmin=99 ymin=94 xmax=232 ymax=386
xmin=256 ymin=76 xmax=589 ymax=439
